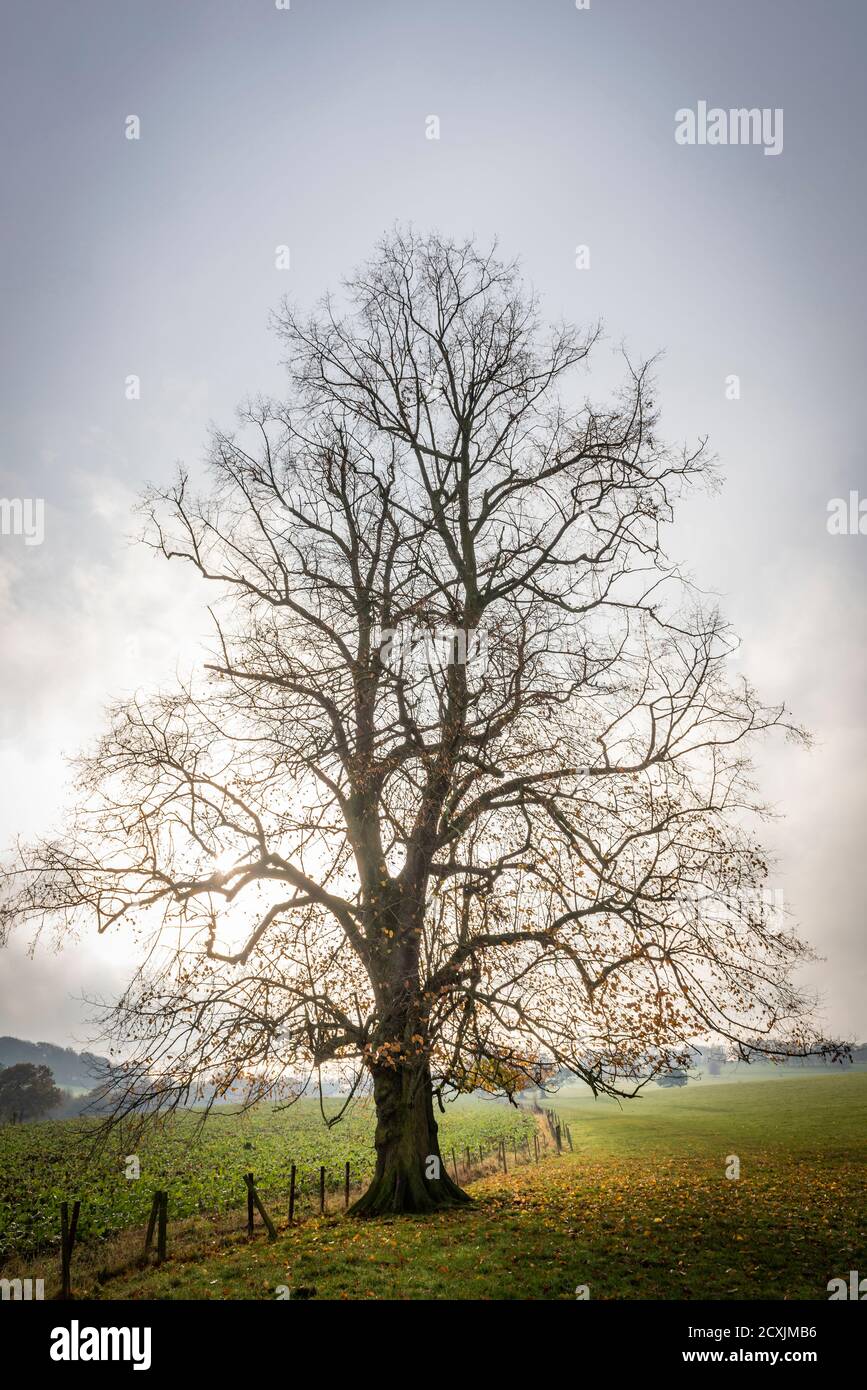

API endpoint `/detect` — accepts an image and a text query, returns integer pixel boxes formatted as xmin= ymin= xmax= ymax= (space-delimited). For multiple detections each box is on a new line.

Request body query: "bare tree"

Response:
xmin=1 ymin=230 xmax=841 ymax=1213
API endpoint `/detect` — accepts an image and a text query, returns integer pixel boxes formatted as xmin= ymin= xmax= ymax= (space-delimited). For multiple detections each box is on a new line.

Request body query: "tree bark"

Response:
xmin=349 ymin=1060 xmax=471 ymax=1216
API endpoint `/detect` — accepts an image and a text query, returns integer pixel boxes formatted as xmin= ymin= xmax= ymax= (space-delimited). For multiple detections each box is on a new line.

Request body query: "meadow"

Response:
xmin=2 ymin=1070 xmax=864 ymax=1300
xmin=0 ymin=1095 xmax=535 ymax=1263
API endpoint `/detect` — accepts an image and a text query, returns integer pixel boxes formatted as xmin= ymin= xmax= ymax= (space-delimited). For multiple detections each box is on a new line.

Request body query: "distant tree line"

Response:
xmin=0 ymin=1036 xmax=109 ymax=1089
xmin=0 ymin=1062 xmax=63 ymax=1122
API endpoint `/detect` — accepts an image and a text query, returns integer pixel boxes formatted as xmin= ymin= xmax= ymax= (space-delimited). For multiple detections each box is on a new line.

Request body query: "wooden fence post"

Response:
xmin=344 ymin=1161 xmax=350 ymax=1210
xmin=60 ymin=1201 xmax=79 ymax=1298
xmin=288 ymin=1164 xmax=297 ymax=1224
xmin=534 ymin=1132 xmax=539 ymax=1161
xmin=156 ymin=1191 xmax=167 ymax=1265
xmin=566 ymin=1125 xmax=574 ymax=1152
xmin=319 ymin=1166 xmax=326 ymax=1215
xmin=143 ymin=1191 xmax=160 ymax=1259
xmin=60 ymin=1202 xmax=69 ymax=1298
xmin=451 ymin=1149 xmax=459 ymax=1182
xmin=245 ymin=1173 xmax=277 ymax=1241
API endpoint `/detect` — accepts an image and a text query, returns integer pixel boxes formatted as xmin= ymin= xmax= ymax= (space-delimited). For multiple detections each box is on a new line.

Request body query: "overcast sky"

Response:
xmin=1 ymin=0 xmax=865 ymax=1050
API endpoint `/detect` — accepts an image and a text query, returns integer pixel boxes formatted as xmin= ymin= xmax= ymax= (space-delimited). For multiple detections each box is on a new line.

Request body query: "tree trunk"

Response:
xmin=349 ymin=1060 xmax=471 ymax=1216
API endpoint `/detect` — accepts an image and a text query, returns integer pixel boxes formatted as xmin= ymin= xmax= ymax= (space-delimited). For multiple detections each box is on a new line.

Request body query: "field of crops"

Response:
xmin=0 ymin=1096 xmax=536 ymax=1262
xmin=90 ymin=1071 xmax=867 ymax=1302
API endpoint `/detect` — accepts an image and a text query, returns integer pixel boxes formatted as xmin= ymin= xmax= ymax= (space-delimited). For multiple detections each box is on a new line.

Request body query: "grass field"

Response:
xmin=6 ymin=1070 xmax=864 ymax=1300
xmin=0 ymin=1095 xmax=535 ymax=1263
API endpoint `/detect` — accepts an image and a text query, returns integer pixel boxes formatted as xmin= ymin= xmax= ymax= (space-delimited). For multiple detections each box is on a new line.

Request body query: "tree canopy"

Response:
xmin=0 ymin=1062 xmax=63 ymax=1123
xmin=1 ymin=229 xmax=840 ymax=1210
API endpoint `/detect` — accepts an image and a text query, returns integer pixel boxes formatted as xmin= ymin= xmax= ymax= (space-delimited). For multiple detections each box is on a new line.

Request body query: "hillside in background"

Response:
xmin=0 ymin=1036 xmax=109 ymax=1091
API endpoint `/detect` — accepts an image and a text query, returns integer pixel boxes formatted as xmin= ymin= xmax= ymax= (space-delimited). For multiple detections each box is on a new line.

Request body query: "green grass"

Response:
xmin=550 ymin=1066 xmax=867 ymax=1160
xmin=15 ymin=1071 xmax=864 ymax=1301
xmin=0 ymin=1095 xmax=534 ymax=1262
